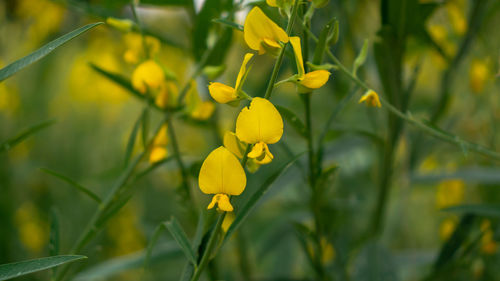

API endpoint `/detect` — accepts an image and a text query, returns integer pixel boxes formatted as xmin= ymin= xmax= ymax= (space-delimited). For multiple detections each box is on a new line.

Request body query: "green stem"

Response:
xmin=264 ymin=0 xmax=300 ymax=100
xmin=190 ymin=213 xmax=226 ymax=281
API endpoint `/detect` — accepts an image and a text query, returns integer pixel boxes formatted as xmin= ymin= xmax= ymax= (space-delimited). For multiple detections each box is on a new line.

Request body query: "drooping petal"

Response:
xmin=359 ymin=90 xmax=382 ymax=107
xmin=207 ymin=194 xmax=234 ymax=212
xmin=208 ymin=82 xmax=238 ymax=104
xmin=149 ymin=147 xmax=168 ymax=164
xmin=222 ymin=212 xmax=236 ymax=232
xmin=247 ymin=142 xmax=266 ymax=159
xmin=235 ymin=53 xmax=254 ymax=90
xmin=199 ymin=146 xmax=246 ymax=196
xmin=236 ymin=97 xmax=283 ymax=144
xmin=289 ymin=36 xmax=305 ymax=77
xmin=131 ymin=60 xmax=165 ymax=94
xmin=244 ymin=7 xmax=289 ymax=54
xmin=223 ymin=131 xmax=245 ymax=159
xmin=250 ymin=142 xmax=273 ymax=165
xmin=300 ymin=70 xmax=330 ymax=89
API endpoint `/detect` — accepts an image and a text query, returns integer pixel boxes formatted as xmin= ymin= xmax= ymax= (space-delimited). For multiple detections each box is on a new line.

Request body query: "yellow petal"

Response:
xmin=208 ymin=82 xmax=237 ymax=104
xmin=358 ymin=90 xmax=382 ymax=107
xmin=290 ymin=36 xmax=305 ymax=77
xmin=207 ymin=194 xmax=234 ymax=212
xmin=131 ymin=60 xmax=164 ymax=94
xmin=155 ymin=82 xmax=178 ymax=109
xmin=222 ymin=212 xmax=235 ymax=232
xmin=199 ymin=146 xmax=247 ymax=195
xmin=223 ymin=131 xmax=245 ymax=159
xmin=300 ymin=70 xmax=330 ymax=89
xmin=251 ymin=142 xmax=273 ymax=164
xmin=266 ymin=0 xmax=278 ymax=7
xmin=248 ymin=142 xmax=265 ymax=159
xmin=235 ymin=53 xmax=254 ymax=90
xmin=236 ymin=97 xmax=283 ymax=144
xmin=153 ymin=124 xmax=169 ymax=146
xmin=243 ymin=7 xmax=289 ymax=54
xmin=149 ymin=147 xmax=168 ymax=164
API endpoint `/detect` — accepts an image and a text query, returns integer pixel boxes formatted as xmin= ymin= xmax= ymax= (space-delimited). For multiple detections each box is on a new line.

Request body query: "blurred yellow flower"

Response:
xmin=15 ymin=203 xmax=48 ymax=254
xmin=481 ymin=220 xmax=498 ymax=255
xmin=244 ymin=7 xmax=289 ymax=55
xmin=123 ymin=33 xmax=161 ymax=64
xmin=435 ymin=179 xmax=465 ymax=209
xmin=149 ymin=125 xmax=169 ymax=164
xmin=106 ymin=17 xmax=134 ymax=32
xmin=199 ymin=146 xmax=247 ymax=211
xmin=446 ymin=3 xmax=466 ymax=35
xmin=266 ymin=0 xmax=278 ymax=7
xmin=307 ymin=237 xmax=336 ymax=265
xmin=439 ymin=218 xmax=456 ymax=241
xmin=289 ymin=36 xmax=330 ymax=92
xmin=359 ymin=90 xmax=381 ymax=107
xmin=185 ymin=80 xmax=215 ymax=120
xmin=236 ymin=98 xmax=283 ymax=164
xmin=132 ymin=60 xmax=165 ymax=94
xmin=209 ymin=53 xmax=254 ymax=104
xmin=155 ymin=82 xmax=179 ymax=109
xmin=469 ymin=60 xmax=489 ymax=94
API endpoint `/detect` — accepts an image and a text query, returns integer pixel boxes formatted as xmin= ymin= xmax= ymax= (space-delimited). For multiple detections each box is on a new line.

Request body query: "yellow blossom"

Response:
xmin=244 ymin=7 xmax=289 ymax=55
xmin=359 ymin=90 xmax=381 ymax=107
xmin=446 ymin=3 xmax=466 ymax=35
xmin=132 ymin=60 xmax=165 ymax=94
xmin=149 ymin=125 xmax=169 ymax=164
xmin=236 ymin=98 xmax=283 ymax=164
xmin=224 ymin=131 xmax=261 ymax=173
xmin=199 ymin=146 xmax=247 ymax=212
xmin=123 ymin=33 xmax=161 ymax=64
xmin=469 ymin=60 xmax=489 ymax=94
xmin=186 ymin=80 xmax=215 ymax=120
xmin=106 ymin=17 xmax=134 ymax=32
xmin=155 ymin=82 xmax=179 ymax=109
xmin=439 ymin=218 xmax=457 ymax=241
xmin=289 ymin=36 xmax=330 ymax=92
xmin=209 ymin=53 xmax=253 ymax=104
xmin=481 ymin=220 xmax=498 ymax=255
xmin=435 ymin=179 xmax=465 ymax=209
xmin=222 ymin=212 xmax=236 ymax=232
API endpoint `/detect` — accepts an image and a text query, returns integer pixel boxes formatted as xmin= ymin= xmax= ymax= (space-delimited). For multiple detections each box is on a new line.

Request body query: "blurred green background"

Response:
xmin=1 ymin=0 xmax=499 ymax=280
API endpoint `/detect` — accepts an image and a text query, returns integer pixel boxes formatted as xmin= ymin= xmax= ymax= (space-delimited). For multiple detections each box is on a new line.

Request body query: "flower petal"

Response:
xmin=236 ymin=97 xmax=283 ymax=144
xmin=131 ymin=60 xmax=165 ymax=94
xmin=199 ymin=146 xmax=246 ymax=196
xmin=290 ymin=36 xmax=305 ymax=77
xmin=223 ymin=131 xmax=245 ymax=159
xmin=243 ymin=7 xmax=289 ymax=54
xmin=208 ymin=82 xmax=237 ymax=104
xmin=235 ymin=53 xmax=254 ymax=90
xmin=300 ymin=70 xmax=330 ymax=89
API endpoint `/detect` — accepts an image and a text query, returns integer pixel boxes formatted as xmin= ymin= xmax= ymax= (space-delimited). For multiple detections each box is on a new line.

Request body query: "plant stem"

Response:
xmin=189 ymin=213 xmax=226 ymax=281
xmin=264 ymin=0 xmax=300 ymax=100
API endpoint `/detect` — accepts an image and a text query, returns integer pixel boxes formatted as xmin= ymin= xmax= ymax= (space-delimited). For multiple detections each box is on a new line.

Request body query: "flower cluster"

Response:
xmin=199 ymin=6 xmax=331 ymax=212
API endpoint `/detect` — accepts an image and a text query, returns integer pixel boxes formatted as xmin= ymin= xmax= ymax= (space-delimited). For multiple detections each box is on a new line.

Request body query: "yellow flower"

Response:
xmin=439 ymin=218 xmax=456 ymax=241
xmin=469 ymin=60 xmax=489 ymax=94
xmin=149 ymin=125 xmax=169 ymax=164
xmin=123 ymin=33 xmax=161 ymax=64
xmin=289 ymin=36 xmax=330 ymax=92
xmin=244 ymin=7 xmax=289 ymax=55
xmin=209 ymin=53 xmax=254 ymax=104
xmin=106 ymin=17 xmax=134 ymax=32
xmin=185 ymin=80 xmax=215 ymax=120
xmin=199 ymin=146 xmax=247 ymax=212
xmin=222 ymin=212 xmax=236 ymax=232
xmin=359 ymin=90 xmax=381 ymax=107
xmin=435 ymin=179 xmax=465 ymax=209
xmin=236 ymin=98 xmax=283 ymax=164
xmin=266 ymin=0 xmax=278 ymax=7
xmin=132 ymin=60 xmax=165 ymax=94
xmin=481 ymin=220 xmax=498 ymax=255
xmin=224 ymin=131 xmax=261 ymax=173
xmin=155 ymin=82 xmax=179 ymax=109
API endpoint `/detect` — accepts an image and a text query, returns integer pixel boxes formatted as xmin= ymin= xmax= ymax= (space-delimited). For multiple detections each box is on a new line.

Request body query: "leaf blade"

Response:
xmin=0 ymin=255 xmax=86 ymax=281
xmin=0 ymin=120 xmax=56 ymax=153
xmin=40 ymin=168 xmax=101 ymax=203
xmin=164 ymin=217 xmax=197 ymax=266
xmin=0 ymin=23 xmax=103 ymax=81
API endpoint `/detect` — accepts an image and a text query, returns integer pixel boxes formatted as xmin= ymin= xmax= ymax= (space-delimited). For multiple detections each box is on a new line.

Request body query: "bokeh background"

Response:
xmin=1 ymin=0 xmax=499 ymax=280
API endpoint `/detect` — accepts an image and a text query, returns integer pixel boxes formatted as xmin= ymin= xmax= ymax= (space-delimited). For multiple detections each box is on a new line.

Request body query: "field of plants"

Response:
xmin=0 ymin=0 xmax=499 ymax=280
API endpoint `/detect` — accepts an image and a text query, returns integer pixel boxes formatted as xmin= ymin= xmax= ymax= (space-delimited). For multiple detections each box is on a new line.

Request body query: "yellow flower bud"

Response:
xmin=358 ymin=90 xmax=381 ymax=107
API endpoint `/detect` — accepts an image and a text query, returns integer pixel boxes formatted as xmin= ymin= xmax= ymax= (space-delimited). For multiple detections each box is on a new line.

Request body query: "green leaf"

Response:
xmin=164 ymin=217 xmax=197 ymax=266
xmin=225 ymin=153 xmax=304 ymax=241
xmin=74 ymin=243 xmax=181 ymax=281
xmin=0 ymin=23 xmax=102 ymax=82
xmin=312 ymin=17 xmax=337 ymax=65
xmin=0 ymin=120 xmax=56 ymax=153
xmin=40 ymin=168 xmax=101 ymax=203
xmin=443 ymin=205 xmax=500 ymax=218
xmin=212 ymin=18 xmax=243 ymax=31
xmin=124 ymin=110 xmax=145 ymax=167
xmin=411 ymin=167 xmax=500 ymax=184
xmin=144 ymin=223 xmax=166 ymax=271
xmin=0 ymin=255 xmax=86 ymax=281
xmin=48 ymin=208 xmax=60 ymax=278
xmin=352 ymin=39 xmax=369 ymax=76
xmin=276 ymin=105 xmax=307 ymax=138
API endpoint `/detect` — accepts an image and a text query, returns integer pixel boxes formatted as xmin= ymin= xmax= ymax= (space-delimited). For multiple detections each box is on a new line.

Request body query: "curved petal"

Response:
xmin=131 ymin=60 xmax=165 ymax=94
xmin=289 ymin=36 xmax=305 ymax=77
xmin=300 ymin=70 xmax=330 ymax=89
xmin=208 ymin=82 xmax=237 ymax=104
xmin=199 ymin=146 xmax=247 ymax=196
xmin=243 ymin=7 xmax=289 ymax=53
xmin=236 ymin=97 xmax=283 ymax=144
xmin=223 ymin=131 xmax=245 ymax=159
xmin=235 ymin=53 xmax=254 ymax=90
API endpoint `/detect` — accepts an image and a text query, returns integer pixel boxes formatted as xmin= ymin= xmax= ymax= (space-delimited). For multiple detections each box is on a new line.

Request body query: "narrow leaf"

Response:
xmin=164 ymin=217 xmax=197 ymax=265
xmin=1 ymin=120 xmax=55 ymax=153
xmin=353 ymin=39 xmax=369 ymax=76
xmin=0 ymin=255 xmax=86 ymax=281
xmin=443 ymin=204 xmax=500 ymax=218
xmin=0 ymin=23 xmax=103 ymax=81
xmin=212 ymin=18 xmax=243 ymax=31
xmin=40 ymin=168 xmax=101 ymax=203
xmin=276 ymin=105 xmax=307 ymax=138
xmin=144 ymin=223 xmax=166 ymax=271
xmin=89 ymin=63 xmax=145 ymax=101
xmin=124 ymin=110 xmax=145 ymax=166
xmin=49 ymin=208 xmax=60 ymax=278
xmin=313 ymin=17 xmax=337 ymax=65
xmin=225 ymin=153 xmax=304 ymax=241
